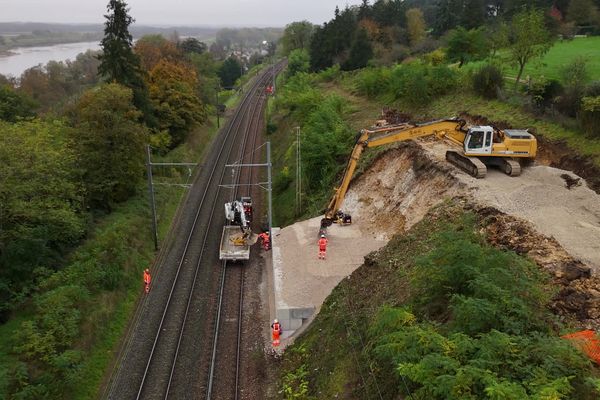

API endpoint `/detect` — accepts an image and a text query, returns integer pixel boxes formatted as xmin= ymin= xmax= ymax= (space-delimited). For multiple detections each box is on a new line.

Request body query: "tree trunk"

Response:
xmin=515 ymin=62 xmax=525 ymax=88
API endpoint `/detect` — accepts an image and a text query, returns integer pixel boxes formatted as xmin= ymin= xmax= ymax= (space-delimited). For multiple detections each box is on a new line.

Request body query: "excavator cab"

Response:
xmin=464 ymin=126 xmax=493 ymax=155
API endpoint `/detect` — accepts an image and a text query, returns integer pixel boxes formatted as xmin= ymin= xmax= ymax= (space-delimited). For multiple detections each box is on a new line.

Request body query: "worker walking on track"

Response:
xmin=271 ymin=319 xmax=282 ymax=347
xmin=143 ymin=268 xmax=151 ymax=294
xmin=318 ymin=234 xmax=328 ymax=260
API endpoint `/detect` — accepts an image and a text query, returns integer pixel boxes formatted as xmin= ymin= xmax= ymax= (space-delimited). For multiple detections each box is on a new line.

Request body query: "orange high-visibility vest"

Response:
xmin=318 ymin=238 xmax=328 ymax=250
xmin=143 ymin=271 xmax=151 ymax=284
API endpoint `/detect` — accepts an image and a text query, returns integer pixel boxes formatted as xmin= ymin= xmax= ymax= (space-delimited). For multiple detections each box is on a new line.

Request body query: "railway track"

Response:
xmin=206 ymin=73 xmax=268 ymax=400
xmin=107 ymin=64 xmax=281 ymax=399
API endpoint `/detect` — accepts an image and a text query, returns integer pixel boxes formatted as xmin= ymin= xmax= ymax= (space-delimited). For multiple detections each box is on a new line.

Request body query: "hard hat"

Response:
xmin=321 ymin=234 xmax=325 ymax=238
xmin=274 ymin=319 xmax=278 ymax=323
xmin=145 ymin=269 xmax=149 ymax=272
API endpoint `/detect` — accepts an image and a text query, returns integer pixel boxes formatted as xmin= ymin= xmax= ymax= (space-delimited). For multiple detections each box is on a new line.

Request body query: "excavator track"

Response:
xmin=446 ymin=150 xmax=487 ymax=178
xmin=500 ymin=158 xmax=521 ymax=177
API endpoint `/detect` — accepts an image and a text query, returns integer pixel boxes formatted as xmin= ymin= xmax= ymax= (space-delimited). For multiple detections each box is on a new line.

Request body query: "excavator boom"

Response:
xmin=322 ymin=117 xmax=536 ymax=225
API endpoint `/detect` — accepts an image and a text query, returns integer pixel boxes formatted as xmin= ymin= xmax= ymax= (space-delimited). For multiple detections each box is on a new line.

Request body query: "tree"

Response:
xmin=567 ymin=0 xmax=599 ymax=26
xmin=148 ymin=61 xmax=206 ymax=147
xmin=486 ymin=22 xmax=509 ymax=58
xmin=70 ymin=83 xmax=148 ymax=210
xmin=509 ymin=9 xmax=553 ymax=87
xmin=134 ymin=34 xmax=183 ymax=72
xmin=0 ymin=119 xmax=84 ymax=319
xmin=406 ymin=8 xmax=426 ymax=46
xmin=287 ymin=49 xmax=310 ymax=78
xmin=179 ymin=37 xmax=207 ymax=55
xmin=97 ymin=0 xmax=154 ymax=125
xmin=342 ymin=29 xmax=373 ymax=71
xmin=281 ymin=21 xmax=316 ymax=55
xmin=446 ymin=27 xmax=488 ymax=67
xmin=218 ymin=57 xmax=243 ymax=88
xmin=0 ymin=85 xmax=37 ymax=121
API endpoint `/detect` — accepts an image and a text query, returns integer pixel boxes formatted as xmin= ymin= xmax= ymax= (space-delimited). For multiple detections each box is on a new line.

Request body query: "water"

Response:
xmin=0 ymin=41 xmax=101 ymax=78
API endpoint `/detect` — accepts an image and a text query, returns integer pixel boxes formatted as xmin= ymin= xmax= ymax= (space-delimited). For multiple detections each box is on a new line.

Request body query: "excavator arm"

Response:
xmin=323 ymin=119 xmax=467 ymax=223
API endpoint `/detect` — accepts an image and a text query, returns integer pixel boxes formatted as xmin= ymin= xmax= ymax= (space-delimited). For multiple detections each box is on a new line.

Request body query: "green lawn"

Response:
xmin=509 ymin=36 xmax=600 ymax=82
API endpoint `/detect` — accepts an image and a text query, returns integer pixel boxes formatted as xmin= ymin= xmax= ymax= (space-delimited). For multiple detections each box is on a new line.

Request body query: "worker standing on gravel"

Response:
xmin=143 ymin=268 xmax=151 ymax=294
xmin=259 ymin=231 xmax=270 ymax=251
xmin=271 ymin=319 xmax=282 ymax=346
xmin=318 ymin=234 xmax=328 ymax=260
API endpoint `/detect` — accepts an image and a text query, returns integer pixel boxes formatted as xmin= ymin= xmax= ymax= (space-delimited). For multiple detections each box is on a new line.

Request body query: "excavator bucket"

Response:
xmin=247 ymin=232 xmax=258 ymax=245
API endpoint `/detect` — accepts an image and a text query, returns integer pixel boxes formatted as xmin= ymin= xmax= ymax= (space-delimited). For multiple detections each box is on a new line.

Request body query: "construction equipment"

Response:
xmin=322 ymin=118 xmax=537 ymax=226
xmin=220 ymin=198 xmax=257 ymax=261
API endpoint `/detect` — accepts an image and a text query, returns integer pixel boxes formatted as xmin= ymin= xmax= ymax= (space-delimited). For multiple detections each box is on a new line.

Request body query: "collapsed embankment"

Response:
xmin=274 ymin=140 xmax=600 ymax=399
xmin=341 ymin=140 xmax=600 ymax=328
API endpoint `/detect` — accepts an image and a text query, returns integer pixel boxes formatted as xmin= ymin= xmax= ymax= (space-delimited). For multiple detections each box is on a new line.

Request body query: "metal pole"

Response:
xmin=146 ymin=145 xmax=159 ymax=250
xmin=267 ymin=141 xmax=273 ymax=240
xmin=216 ymin=85 xmax=220 ymax=128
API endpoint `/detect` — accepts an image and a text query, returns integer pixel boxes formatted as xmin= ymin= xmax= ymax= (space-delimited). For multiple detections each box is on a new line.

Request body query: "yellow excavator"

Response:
xmin=321 ymin=118 xmax=537 ymax=226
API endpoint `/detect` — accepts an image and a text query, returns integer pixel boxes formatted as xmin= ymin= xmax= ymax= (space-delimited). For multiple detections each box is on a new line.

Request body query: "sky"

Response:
xmin=0 ymin=0 xmax=364 ymax=27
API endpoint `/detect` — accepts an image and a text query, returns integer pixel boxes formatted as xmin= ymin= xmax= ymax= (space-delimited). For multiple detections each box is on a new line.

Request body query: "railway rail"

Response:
xmin=106 ymin=63 xmax=282 ymax=399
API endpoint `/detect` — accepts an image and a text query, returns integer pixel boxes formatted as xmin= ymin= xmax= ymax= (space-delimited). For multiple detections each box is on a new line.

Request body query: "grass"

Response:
xmin=465 ymin=37 xmax=600 ymax=83
xmin=508 ymin=36 xmax=600 ymax=82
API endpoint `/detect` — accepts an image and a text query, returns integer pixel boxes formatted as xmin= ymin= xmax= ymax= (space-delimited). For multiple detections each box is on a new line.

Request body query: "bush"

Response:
xmin=527 ymin=78 xmax=564 ymax=110
xmin=368 ymin=227 xmax=598 ymax=399
xmin=472 ymin=64 xmax=504 ymax=99
xmin=354 ymin=67 xmax=390 ymax=98
xmin=388 ymin=64 xmax=430 ymax=106
xmin=555 ymin=85 xmax=583 ymax=117
xmin=428 ymin=66 xmax=458 ymax=96
xmin=579 ymin=96 xmax=600 ymax=137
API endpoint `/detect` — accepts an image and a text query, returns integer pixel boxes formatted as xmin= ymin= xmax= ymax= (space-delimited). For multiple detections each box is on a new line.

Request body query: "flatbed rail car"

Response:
xmin=219 ymin=226 xmax=251 ymax=261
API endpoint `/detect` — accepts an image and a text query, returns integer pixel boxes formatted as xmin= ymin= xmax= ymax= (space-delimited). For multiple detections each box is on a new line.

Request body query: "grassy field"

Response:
xmin=509 ymin=36 xmax=600 ymax=82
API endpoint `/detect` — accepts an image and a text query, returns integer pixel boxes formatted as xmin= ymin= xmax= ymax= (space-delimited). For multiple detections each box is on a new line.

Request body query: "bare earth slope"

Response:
xmin=339 ymin=140 xmax=600 ymax=327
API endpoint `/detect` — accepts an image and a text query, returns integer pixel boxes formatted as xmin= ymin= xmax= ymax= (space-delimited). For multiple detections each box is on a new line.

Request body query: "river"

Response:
xmin=0 ymin=41 xmax=101 ymax=78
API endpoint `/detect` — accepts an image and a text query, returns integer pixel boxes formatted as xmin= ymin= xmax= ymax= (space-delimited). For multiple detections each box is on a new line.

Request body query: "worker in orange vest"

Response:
xmin=258 ymin=231 xmax=270 ymax=251
xmin=143 ymin=268 xmax=151 ymax=293
xmin=271 ymin=319 xmax=282 ymax=346
xmin=318 ymin=234 xmax=328 ymax=260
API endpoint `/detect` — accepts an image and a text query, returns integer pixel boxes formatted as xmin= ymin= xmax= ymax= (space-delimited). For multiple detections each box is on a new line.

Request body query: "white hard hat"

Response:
xmin=274 ymin=319 xmax=278 ymax=323
xmin=321 ymin=234 xmax=325 ymax=238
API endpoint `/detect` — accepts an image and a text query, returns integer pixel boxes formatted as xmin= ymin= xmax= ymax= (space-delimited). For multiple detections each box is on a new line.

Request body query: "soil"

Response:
xmin=340 ymin=139 xmax=600 ymax=329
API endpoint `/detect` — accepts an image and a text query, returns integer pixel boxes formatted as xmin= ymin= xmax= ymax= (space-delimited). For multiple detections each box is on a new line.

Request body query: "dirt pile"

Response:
xmin=342 ymin=141 xmax=600 ymax=329
xmin=342 ymin=143 xmax=465 ymax=240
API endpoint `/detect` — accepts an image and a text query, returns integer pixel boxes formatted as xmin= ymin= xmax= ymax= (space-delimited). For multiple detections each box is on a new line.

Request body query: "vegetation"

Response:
xmin=0 ymin=0 xmax=247 ymax=397
xmin=278 ymin=204 xmax=600 ymax=399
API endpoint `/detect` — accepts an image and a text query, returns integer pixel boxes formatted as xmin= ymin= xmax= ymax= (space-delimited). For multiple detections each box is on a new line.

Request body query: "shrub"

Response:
xmin=428 ymin=66 xmax=458 ymax=96
xmin=472 ymin=64 xmax=504 ymax=99
xmin=555 ymin=85 xmax=583 ymax=117
xmin=354 ymin=67 xmax=390 ymax=98
xmin=388 ymin=64 xmax=430 ymax=107
xmin=527 ymin=78 xmax=564 ymax=110
xmin=579 ymin=96 xmax=600 ymax=137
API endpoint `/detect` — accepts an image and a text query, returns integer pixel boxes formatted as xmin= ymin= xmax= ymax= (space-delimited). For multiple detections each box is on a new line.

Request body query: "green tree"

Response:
xmin=97 ymin=0 xmax=154 ymax=125
xmin=342 ymin=29 xmax=373 ymax=71
xmin=567 ymin=0 xmax=599 ymax=26
xmin=70 ymin=83 xmax=148 ymax=210
xmin=148 ymin=60 xmax=206 ymax=147
xmin=218 ymin=57 xmax=243 ymax=88
xmin=280 ymin=21 xmax=316 ymax=55
xmin=446 ymin=27 xmax=488 ymax=67
xmin=0 ymin=85 xmax=37 ymax=121
xmin=287 ymin=49 xmax=310 ymax=78
xmin=178 ymin=37 xmax=207 ymax=54
xmin=509 ymin=9 xmax=554 ymax=87
xmin=0 ymin=119 xmax=84 ymax=319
